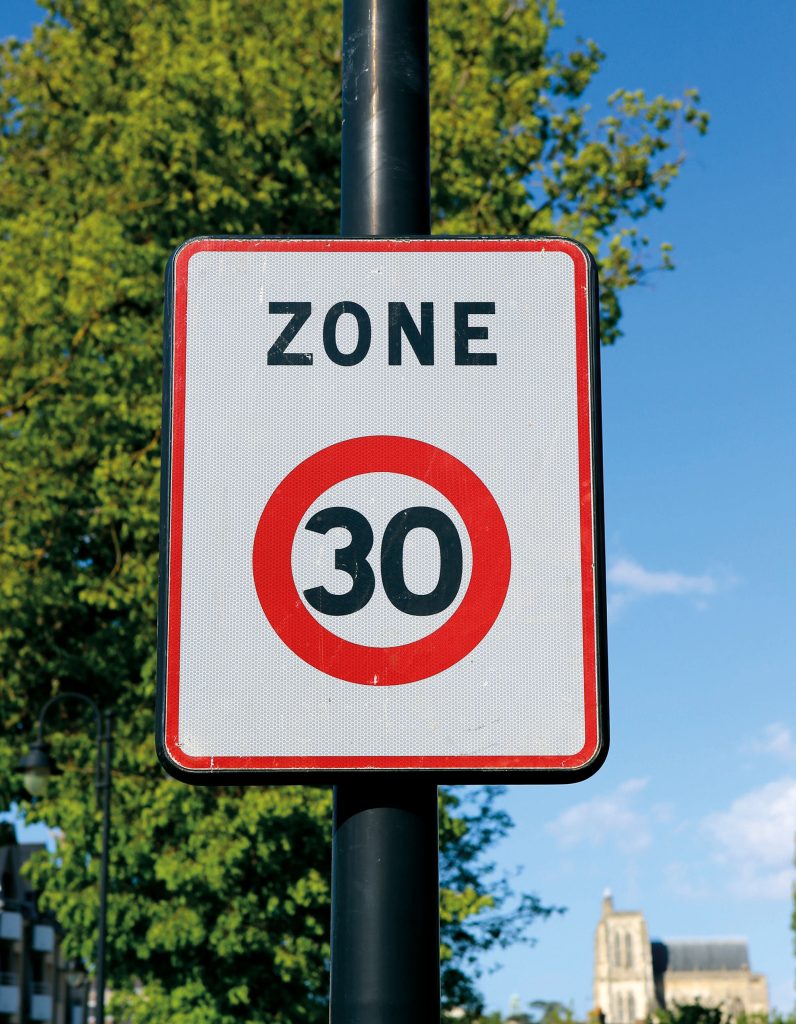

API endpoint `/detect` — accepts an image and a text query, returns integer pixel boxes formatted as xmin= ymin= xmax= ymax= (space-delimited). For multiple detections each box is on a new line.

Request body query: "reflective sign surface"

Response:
xmin=158 ymin=237 xmax=608 ymax=779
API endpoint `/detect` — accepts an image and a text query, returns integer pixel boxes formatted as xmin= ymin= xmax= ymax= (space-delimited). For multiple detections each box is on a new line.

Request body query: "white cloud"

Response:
xmin=607 ymin=556 xmax=732 ymax=614
xmin=702 ymin=777 xmax=796 ymax=900
xmin=545 ymin=778 xmax=653 ymax=854
xmin=744 ymin=722 xmax=796 ymax=763
xmin=608 ymin=557 xmax=718 ymax=597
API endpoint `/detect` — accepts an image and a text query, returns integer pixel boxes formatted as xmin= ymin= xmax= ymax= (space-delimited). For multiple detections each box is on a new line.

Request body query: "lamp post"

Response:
xmin=63 ymin=957 xmax=89 ymax=1024
xmin=19 ymin=693 xmax=112 ymax=1024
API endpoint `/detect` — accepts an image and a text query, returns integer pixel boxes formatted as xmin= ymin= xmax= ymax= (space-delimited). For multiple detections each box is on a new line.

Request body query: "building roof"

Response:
xmin=664 ymin=940 xmax=750 ymax=972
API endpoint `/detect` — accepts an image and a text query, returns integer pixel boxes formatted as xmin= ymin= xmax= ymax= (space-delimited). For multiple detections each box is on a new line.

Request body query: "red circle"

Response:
xmin=252 ymin=436 xmax=511 ymax=685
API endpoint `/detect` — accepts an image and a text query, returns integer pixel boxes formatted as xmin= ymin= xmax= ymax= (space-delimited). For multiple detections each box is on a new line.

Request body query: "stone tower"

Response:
xmin=593 ymin=891 xmax=657 ymax=1023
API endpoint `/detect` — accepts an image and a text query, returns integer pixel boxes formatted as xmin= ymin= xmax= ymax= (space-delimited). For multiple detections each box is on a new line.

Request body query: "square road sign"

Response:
xmin=157 ymin=236 xmax=608 ymax=781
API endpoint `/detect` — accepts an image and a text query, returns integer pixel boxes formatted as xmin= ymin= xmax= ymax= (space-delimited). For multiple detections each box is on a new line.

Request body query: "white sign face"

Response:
xmin=158 ymin=237 xmax=607 ymax=779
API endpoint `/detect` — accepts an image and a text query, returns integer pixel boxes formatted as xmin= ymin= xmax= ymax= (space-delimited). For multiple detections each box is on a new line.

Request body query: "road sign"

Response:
xmin=157 ymin=236 xmax=608 ymax=780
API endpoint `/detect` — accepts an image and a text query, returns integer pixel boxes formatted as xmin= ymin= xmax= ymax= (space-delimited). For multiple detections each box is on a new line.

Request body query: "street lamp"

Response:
xmin=19 ymin=740 xmax=60 ymax=798
xmin=63 ymin=956 xmax=89 ymax=1024
xmin=64 ymin=957 xmax=88 ymax=990
xmin=19 ymin=693 xmax=113 ymax=1024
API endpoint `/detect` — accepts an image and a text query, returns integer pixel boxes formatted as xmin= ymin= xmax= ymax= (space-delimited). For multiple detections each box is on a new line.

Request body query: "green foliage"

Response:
xmin=429 ymin=1 xmax=707 ymax=342
xmin=650 ymin=1006 xmax=726 ymax=1024
xmin=736 ymin=1014 xmax=796 ymax=1024
xmin=439 ymin=790 xmax=563 ymax=1013
xmin=507 ymin=999 xmax=579 ymax=1024
xmin=649 ymin=1007 xmax=796 ymax=1024
xmin=467 ymin=1006 xmax=796 ymax=1024
xmin=526 ymin=1001 xmax=580 ymax=1024
xmin=460 ymin=998 xmax=580 ymax=1024
xmin=0 ymin=0 xmax=705 ymax=1020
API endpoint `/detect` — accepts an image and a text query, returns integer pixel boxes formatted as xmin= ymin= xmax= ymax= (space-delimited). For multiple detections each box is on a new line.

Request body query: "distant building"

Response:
xmin=0 ymin=837 xmax=86 ymax=1024
xmin=593 ymin=892 xmax=768 ymax=1023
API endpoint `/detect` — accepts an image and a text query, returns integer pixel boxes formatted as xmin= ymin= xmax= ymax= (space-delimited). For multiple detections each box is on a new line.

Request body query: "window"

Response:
xmin=0 ymin=867 xmax=16 ymax=901
xmin=625 ymin=933 xmax=633 ymax=967
xmin=613 ymin=933 xmax=622 ymax=968
xmin=628 ymin=993 xmax=636 ymax=1021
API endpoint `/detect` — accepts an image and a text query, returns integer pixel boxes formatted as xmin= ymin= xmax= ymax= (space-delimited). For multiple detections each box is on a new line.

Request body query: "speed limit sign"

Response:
xmin=157 ymin=237 xmax=608 ymax=780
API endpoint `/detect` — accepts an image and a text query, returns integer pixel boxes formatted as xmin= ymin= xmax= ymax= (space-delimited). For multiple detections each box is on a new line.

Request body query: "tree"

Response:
xmin=439 ymin=789 xmax=562 ymax=1015
xmin=505 ymin=998 xmax=580 ymax=1024
xmin=0 ymin=0 xmax=705 ymax=1020
xmin=649 ymin=1006 xmax=773 ymax=1024
xmin=651 ymin=1008 xmax=725 ymax=1024
xmin=526 ymin=1001 xmax=580 ymax=1024
xmin=459 ymin=998 xmax=580 ymax=1024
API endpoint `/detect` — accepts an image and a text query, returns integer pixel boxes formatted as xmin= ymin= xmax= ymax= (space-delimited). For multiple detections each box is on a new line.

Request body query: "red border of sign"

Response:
xmin=163 ymin=237 xmax=600 ymax=772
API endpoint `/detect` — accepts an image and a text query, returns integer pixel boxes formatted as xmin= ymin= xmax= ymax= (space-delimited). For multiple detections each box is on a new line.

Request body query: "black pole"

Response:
xmin=94 ymin=709 xmax=112 ymax=1024
xmin=331 ymin=3 xmax=440 ymax=1023
xmin=330 ymin=785 xmax=440 ymax=1024
xmin=340 ymin=0 xmax=431 ymax=236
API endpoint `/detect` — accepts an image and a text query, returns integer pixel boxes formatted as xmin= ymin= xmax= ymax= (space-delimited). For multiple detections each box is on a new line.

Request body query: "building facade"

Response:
xmin=593 ymin=892 xmax=768 ymax=1023
xmin=0 ymin=839 xmax=86 ymax=1024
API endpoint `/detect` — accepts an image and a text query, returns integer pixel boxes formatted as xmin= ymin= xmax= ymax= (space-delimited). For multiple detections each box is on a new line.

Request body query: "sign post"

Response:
xmin=333 ymin=2 xmax=439 ymax=1022
xmin=157 ymin=1 xmax=608 ymax=1021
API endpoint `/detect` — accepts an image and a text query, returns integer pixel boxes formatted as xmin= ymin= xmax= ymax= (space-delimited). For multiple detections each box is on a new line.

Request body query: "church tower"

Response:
xmin=593 ymin=892 xmax=657 ymax=1023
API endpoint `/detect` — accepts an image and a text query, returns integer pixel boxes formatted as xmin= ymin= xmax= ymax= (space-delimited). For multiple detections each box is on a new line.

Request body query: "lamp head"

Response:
xmin=64 ymin=957 xmax=87 ymax=989
xmin=19 ymin=741 xmax=61 ymax=798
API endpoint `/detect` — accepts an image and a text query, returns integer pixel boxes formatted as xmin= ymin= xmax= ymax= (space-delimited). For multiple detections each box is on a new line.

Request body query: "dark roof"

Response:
xmin=664 ymin=940 xmax=750 ymax=972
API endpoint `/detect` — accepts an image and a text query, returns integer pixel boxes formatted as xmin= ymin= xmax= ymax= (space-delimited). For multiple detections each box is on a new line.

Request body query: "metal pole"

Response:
xmin=331 ymin=3 xmax=439 ymax=1023
xmin=330 ymin=785 xmax=440 ymax=1024
xmin=340 ymin=0 xmax=431 ymax=236
xmin=94 ymin=710 xmax=112 ymax=1024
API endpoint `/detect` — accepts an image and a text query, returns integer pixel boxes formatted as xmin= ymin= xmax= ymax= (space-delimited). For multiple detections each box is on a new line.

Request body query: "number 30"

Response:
xmin=303 ymin=506 xmax=464 ymax=617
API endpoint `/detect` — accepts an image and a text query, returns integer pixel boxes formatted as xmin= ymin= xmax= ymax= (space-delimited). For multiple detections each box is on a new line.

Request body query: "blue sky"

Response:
xmin=1 ymin=0 xmax=794 ymax=1019
xmin=476 ymin=1 xmax=796 ymax=1017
